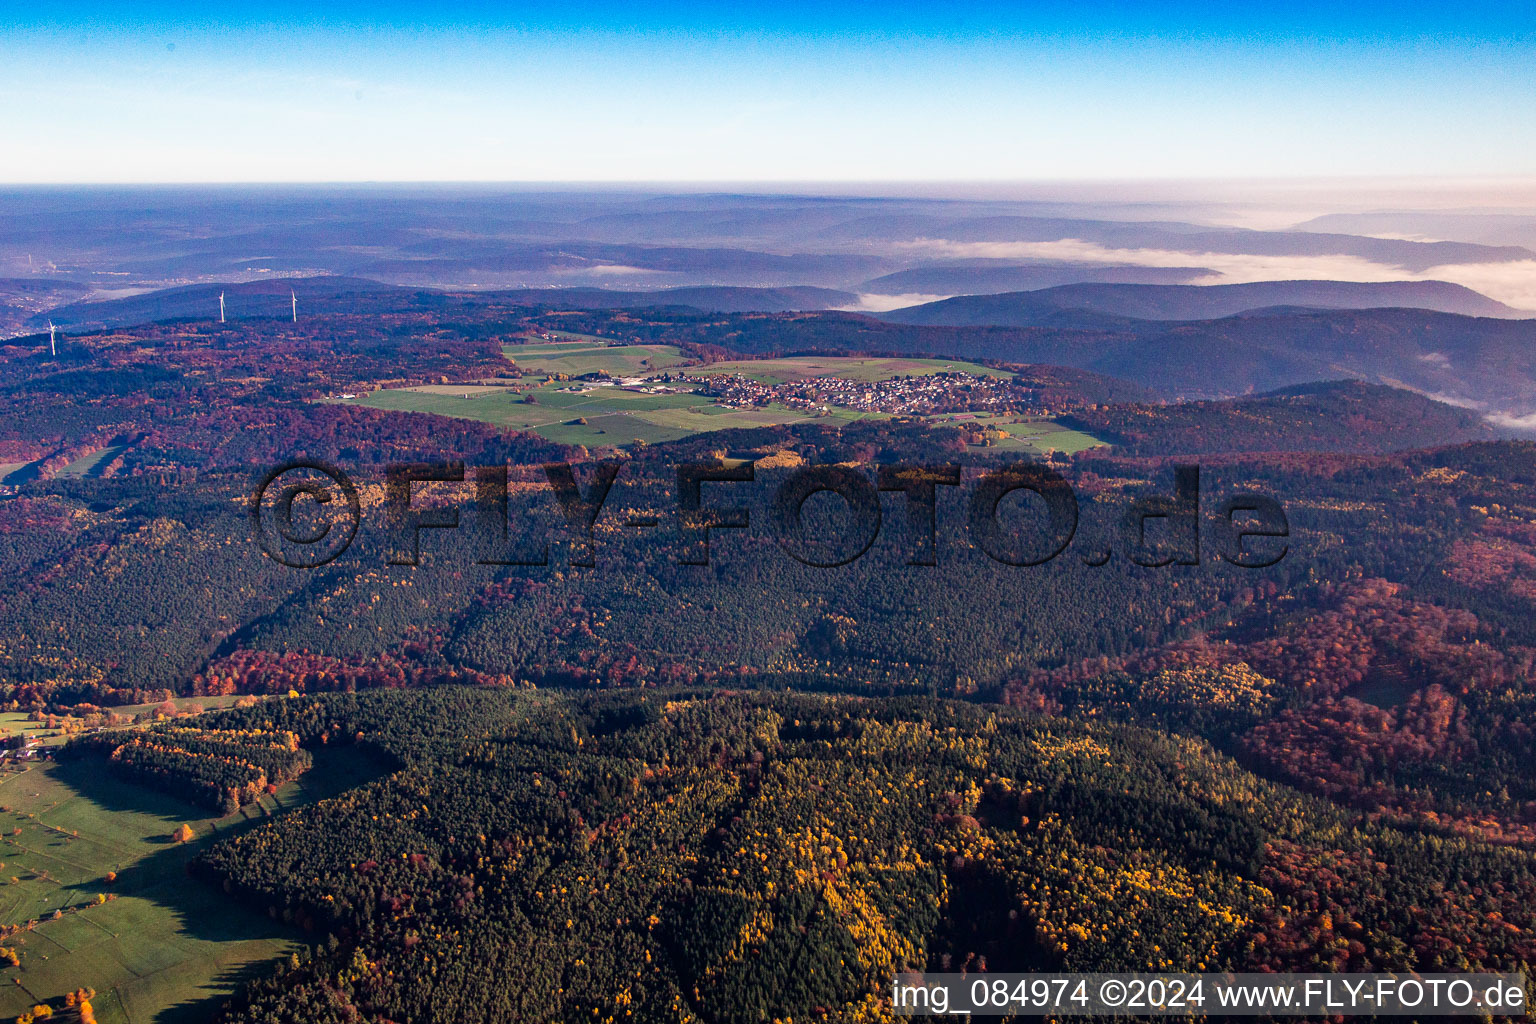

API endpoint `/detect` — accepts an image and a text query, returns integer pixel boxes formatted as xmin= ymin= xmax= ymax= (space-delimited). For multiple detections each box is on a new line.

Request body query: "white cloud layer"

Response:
xmin=1486 ymin=411 xmax=1536 ymax=432
xmin=895 ymin=238 xmax=1536 ymax=311
xmin=836 ymin=293 xmax=953 ymax=312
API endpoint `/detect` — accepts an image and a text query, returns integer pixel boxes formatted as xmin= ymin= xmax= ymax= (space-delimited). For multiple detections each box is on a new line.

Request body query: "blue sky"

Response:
xmin=3 ymin=3 xmax=1535 ymax=182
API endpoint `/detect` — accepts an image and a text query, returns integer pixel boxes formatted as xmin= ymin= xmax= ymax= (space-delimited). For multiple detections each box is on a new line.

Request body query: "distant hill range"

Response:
xmin=635 ymin=305 xmax=1536 ymax=417
xmin=1294 ymin=211 xmax=1536 ymax=250
xmin=476 ymin=285 xmax=855 ymax=313
xmin=1066 ymin=380 xmax=1495 ymax=456
xmin=33 ymin=279 xmax=856 ymax=332
xmin=0 ymin=277 xmax=93 ymax=337
xmin=29 ymin=276 xmax=1536 ymax=428
xmin=858 ymin=262 xmax=1209 ymax=296
xmin=347 ymin=244 xmax=884 ymax=289
xmin=820 ymin=214 xmax=1534 ymax=272
xmin=880 ymin=280 xmax=1523 ymax=326
xmin=36 ymin=277 xmax=401 ymax=332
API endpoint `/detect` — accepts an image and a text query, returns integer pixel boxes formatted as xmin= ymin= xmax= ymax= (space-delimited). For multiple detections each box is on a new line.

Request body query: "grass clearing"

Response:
xmin=926 ymin=414 xmax=1105 ymax=455
xmin=502 ymin=342 xmax=688 ymax=376
xmin=55 ymin=447 xmax=127 ymax=480
xmin=0 ymin=745 xmax=383 ymax=1024
xmin=397 ymin=384 xmax=515 ymax=397
xmin=349 ymin=358 xmax=1100 ymax=454
xmin=991 ymin=419 xmax=1104 ymax=455
xmin=349 ymin=383 xmax=703 ymax=446
xmin=350 ymin=380 xmax=1087 ymax=451
xmin=524 ymin=328 xmax=609 ymax=343
xmin=532 ymin=414 xmax=698 ymax=447
xmin=349 ymin=382 xmax=843 ymax=448
xmin=0 ymin=696 xmax=266 ymax=750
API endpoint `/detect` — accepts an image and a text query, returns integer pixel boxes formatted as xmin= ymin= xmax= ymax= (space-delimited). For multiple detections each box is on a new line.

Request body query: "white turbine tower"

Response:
xmin=291 ymin=289 xmax=298 ymax=323
xmin=219 ymin=291 xmax=226 ymax=324
xmin=48 ymin=321 xmax=56 ymax=358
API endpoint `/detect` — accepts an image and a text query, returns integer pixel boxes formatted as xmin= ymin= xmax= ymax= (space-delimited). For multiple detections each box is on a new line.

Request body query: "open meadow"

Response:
xmin=0 ymin=445 xmax=127 ymax=487
xmin=501 ymin=341 xmax=689 ymax=377
xmin=0 ymin=747 xmax=382 ymax=1024
xmin=0 ymin=696 xmax=264 ymax=750
xmin=348 ymin=380 xmax=878 ymax=447
xmin=932 ymin=413 xmax=1105 ymax=455
xmin=54 ymin=447 xmax=127 ymax=480
xmin=345 ymin=347 xmax=1095 ymax=451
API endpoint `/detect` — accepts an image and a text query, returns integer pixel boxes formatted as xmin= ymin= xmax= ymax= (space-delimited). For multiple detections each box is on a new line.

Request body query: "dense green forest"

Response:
xmin=57 ymin=688 xmax=1536 ymax=1023
xmin=1063 ymin=380 xmax=1494 ymax=455
xmin=5 ymin=295 xmax=1536 ymax=1020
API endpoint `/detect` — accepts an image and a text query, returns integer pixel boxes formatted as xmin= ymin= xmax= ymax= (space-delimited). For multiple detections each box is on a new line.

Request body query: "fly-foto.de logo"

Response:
xmin=250 ymin=459 xmax=1288 ymax=571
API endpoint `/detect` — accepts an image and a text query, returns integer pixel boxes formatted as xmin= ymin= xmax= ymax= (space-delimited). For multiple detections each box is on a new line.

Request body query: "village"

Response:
xmin=679 ymin=369 xmax=1038 ymax=416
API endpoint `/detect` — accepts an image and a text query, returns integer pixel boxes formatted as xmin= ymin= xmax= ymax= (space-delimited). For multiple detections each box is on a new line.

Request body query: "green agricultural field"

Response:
xmin=340 ymin=388 xmax=530 ymax=422
xmin=933 ymin=415 xmax=1104 ymax=455
xmin=0 ymin=696 xmax=271 ymax=750
xmin=523 ymin=328 xmax=608 ymax=343
xmin=995 ymin=418 xmax=1104 ymax=455
xmin=0 ymin=712 xmax=60 ymax=747
xmin=348 ymin=382 xmax=860 ymax=448
xmin=526 ymin=413 xmax=698 ymax=447
xmin=631 ymin=402 xmax=880 ymax=432
xmin=396 ymin=384 xmax=513 ymax=397
xmin=348 ymin=374 xmax=1092 ymax=453
xmin=0 ymin=746 xmax=381 ymax=1024
xmin=350 ymin=383 xmax=714 ymax=447
xmin=55 ymin=447 xmax=127 ymax=480
xmin=687 ymin=355 xmax=1014 ymax=383
xmin=501 ymin=342 xmax=688 ymax=377
xmin=0 ymin=447 xmax=125 ymax=486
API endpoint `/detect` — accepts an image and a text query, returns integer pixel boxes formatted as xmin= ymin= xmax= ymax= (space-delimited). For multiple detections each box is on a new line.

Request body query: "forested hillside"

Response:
xmin=879 ymin=280 xmax=1518 ymax=325
xmin=5 ymin=286 xmax=1536 ymax=1021
xmin=60 ymin=687 xmax=1536 ymax=1024
xmin=462 ymin=301 xmax=1536 ymax=409
xmin=1064 ymin=381 xmax=1494 ymax=455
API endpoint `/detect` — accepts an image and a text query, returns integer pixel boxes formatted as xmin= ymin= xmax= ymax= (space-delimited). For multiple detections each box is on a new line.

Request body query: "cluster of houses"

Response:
xmin=684 ymin=370 xmax=1037 ymax=416
xmin=556 ymin=373 xmax=688 ymax=395
xmin=0 ymin=736 xmax=47 ymax=763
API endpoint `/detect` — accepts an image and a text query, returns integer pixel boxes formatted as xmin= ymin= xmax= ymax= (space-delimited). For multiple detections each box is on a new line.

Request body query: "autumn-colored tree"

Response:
xmin=172 ymin=824 xmax=194 ymax=843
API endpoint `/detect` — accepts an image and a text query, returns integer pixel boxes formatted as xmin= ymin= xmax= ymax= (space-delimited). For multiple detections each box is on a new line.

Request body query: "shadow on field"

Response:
xmin=49 ymin=758 xmax=200 ymax=824
xmin=41 ymin=745 xmax=392 ymax=1022
xmin=155 ymin=958 xmax=290 ymax=1024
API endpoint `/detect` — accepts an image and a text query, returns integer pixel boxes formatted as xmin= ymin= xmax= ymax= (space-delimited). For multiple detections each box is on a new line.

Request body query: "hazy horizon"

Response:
xmin=9 ymin=181 xmax=1536 ymax=307
xmin=6 ymin=1 xmax=1536 ymax=182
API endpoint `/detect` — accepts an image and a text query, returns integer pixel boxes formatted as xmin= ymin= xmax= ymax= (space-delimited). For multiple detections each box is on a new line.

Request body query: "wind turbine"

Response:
xmin=291 ymin=290 xmax=297 ymax=323
xmin=219 ymin=292 xmax=226 ymax=324
xmin=47 ymin=321 xmax=56 ymax=358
